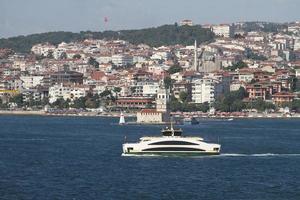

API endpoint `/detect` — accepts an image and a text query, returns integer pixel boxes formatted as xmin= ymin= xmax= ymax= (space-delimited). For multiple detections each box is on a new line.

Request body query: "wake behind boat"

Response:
xmin=122 ymin=124 xmax=221 ymax=156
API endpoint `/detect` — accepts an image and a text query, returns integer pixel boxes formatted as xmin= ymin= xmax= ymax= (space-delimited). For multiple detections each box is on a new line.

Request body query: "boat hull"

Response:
xmin=123 ymin=151 xmax=220 ymax=156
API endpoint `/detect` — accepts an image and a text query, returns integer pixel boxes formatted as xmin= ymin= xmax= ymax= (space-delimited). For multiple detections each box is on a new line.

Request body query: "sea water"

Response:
xmin=0 ymin=116 xmax=299 ymax=199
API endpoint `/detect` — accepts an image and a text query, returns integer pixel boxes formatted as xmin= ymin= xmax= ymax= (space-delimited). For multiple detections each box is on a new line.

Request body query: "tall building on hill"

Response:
xmin=194 ymin=40 xmax=198 ymax=71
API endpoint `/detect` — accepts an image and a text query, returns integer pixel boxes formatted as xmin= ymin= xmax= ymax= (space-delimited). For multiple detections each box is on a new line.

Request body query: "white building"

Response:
xmin=31 ymin=43 xmax=56 ymax=56
xmin=295 ymin=68 xmax=300 ymax=77
xmin=143 ymin=82 xmax=159 ymax=97
xmin=238 ymin=73 xmax=254 ymax=83
xmin=150 ymin=51 xmax=171 ymax=60
xmin=293 ymin=37 xmax=300 ymax=51
xmin=112 ymin=54 xmax=133 ymax=66
xmin=211 ymin=24 xmax=233 ymax=38
xmin=20 ymin=75 xmax=44 ymax=89
xmin=192 ymin=78 xmax=223 ymax=104
xmin=180 ymin=19 xmax=193 ymax=26
xmin=49 ymin=84 xmax=88 ymax=103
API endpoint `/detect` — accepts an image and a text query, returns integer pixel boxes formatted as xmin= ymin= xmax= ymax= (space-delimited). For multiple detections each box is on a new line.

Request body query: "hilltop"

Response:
xmin=0 ymin=24 xmax=214 ymax=53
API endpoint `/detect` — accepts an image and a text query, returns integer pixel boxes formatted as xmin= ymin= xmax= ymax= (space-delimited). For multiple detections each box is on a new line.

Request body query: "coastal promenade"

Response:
xmin=1 ymin=110 xmax=300 ymax=119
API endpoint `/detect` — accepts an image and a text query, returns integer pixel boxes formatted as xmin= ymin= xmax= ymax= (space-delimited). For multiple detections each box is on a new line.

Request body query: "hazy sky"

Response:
xmin=1 ymin=0 xmax=299 ymax=38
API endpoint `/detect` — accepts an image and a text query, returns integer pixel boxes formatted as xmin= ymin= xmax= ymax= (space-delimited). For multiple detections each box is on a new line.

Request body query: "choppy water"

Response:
xmin=0 ymin=116 xmax=300 ymax=199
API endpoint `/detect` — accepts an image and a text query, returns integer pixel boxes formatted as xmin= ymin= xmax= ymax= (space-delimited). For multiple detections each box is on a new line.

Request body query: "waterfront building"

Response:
xmin=49 ymin=84 xmax=88 ymax=103
xmin=116 ymin=97 xmax=154 ymax=110
xmin=136 ymin=83 xmax=170 ymax=123
xmin=272 ymin=92 xmax=295 ymax=106
xmin=192 ymin=77 xmax=225 ymax=104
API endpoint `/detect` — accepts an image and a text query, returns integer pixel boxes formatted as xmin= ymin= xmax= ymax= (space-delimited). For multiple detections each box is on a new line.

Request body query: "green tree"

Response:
xmin=88 ymin=57 xmax=99 ymax=69
xmin=168 ymin=65 xmax=183 ymax=74
xmin=52 ymin=98 xmax=70 ymax=109
xmin=227 ymin=61 xmax=248 ymax=71
xmin=249 ymin=98 xmax=276 ymax=112
xmin=73 ymin=54 xmax=81 ymax=59
xmin=164 ymin=77 xmax=174 ymax=89
xmin=113 ymin=87 xmax=122 ymax=93
xmin=72 ymin=97 xmax=86 ymax=109
xmin=60 ymin=52 xmax=67 ymax=60
xmin=179 ymin=91 xmax=189 ymax=102
xmin=213 ymin=87 xmax=247 ymax=112
xmin=10 ymin=94 xmax=23 ymax=107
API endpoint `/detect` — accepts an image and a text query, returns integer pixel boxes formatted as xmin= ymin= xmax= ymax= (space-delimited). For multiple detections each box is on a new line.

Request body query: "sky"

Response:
xmin=0 ymin=0 xmax=299 ymax=38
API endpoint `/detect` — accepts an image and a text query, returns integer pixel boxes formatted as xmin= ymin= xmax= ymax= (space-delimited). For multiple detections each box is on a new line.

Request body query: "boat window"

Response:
xmin=143 ymin=147 xmax=204 ymax=151
xmin=148 ymin=141 xmax=198 ymax=145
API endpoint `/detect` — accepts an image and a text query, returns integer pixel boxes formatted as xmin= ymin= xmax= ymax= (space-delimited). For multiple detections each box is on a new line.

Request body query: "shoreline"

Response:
xmin=0 ymin=110 xmax=300 ymax=119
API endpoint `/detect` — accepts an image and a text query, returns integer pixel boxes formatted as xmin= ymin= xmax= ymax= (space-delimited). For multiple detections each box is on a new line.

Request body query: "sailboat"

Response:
xmin=119 ymin=112 xmax=126 ymax=125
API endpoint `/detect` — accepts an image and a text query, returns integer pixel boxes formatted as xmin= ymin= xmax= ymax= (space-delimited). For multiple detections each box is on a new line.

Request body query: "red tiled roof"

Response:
xmin=140 ymin=109 xmax=161 ymax=113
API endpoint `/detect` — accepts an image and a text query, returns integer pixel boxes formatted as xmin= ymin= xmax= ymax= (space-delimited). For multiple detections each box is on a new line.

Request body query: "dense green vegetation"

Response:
xmin=245 ymin=48 xmax=267 ymax=61
xmin=213 ymin=88 xmax=248 ymax=112
xmin=213 ymin=88 xmax=278 ymax=112
xmin=168 ymin=95 xmax=210 ymax=112
xmin=242 ymin=22 xmax=287 ymax=33
xmin=168 ymin=65 xmax=183 ymax=74
xmin=226 ymin=61 xmax=248 ymax=71
xmin=282 ymin=100 xmax=300 ymax=112
xmin=0 ymin=24 xmax=214 ymax=53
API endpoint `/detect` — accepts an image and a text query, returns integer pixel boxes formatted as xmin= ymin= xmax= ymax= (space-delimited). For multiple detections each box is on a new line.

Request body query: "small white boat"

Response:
xmin=228 ymin=118 xmax=234 ymax=121
xmin=119 ymin=112 xmax=126 ymax=125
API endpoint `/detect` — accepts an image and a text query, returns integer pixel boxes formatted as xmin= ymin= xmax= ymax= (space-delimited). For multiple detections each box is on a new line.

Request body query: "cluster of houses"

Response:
xmin=0 ymin=21 xmax=300 ymax=120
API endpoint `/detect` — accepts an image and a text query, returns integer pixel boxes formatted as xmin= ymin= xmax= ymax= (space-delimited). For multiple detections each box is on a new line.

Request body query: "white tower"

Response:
xmin=156 ymin=82 xmax=170 ymax=113
xmin=194 ymin=40 xmax=198 ymax=71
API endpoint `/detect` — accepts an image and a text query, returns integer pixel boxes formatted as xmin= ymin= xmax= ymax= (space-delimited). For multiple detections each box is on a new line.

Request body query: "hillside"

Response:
xmin=0 ymin=24 xmax=214 ymax=53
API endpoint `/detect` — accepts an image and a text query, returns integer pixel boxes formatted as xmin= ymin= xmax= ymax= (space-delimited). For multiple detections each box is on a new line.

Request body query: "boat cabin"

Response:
xmin=161 ymin=127 xmax=182 ymax=136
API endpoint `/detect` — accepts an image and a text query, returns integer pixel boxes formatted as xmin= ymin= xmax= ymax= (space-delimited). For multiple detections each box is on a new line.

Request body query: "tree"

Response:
xmin=179 ymin=91 xmax=189 ymax=102
xmin=60 ymin=52 xmax=67 ymax=60
xmin=292 ymin=100 xmax=300 ymax=113
xmin=168 ymin=65 xmax=183 ymax=74
xmin=10 ymin=94 xmax=23 ymax=107
xmin=196 ymin=102 xmax=210 ymax=112
xmin=113 ymin=87 xmax=122 ymax=93
xmin=73 ymin=54 xmax=81 ymax=59
xmin=47 ymin=50 xmax=54 ymax=59
xmin=72 ymin=97 xmax=86 ymax=109
xmin=249 ymin=98 xmax=276 ymax=112
xmin=85 ymin=98 xmax=97 ymax=108
xmin=100 ymin=90 xmax=112 ymax=98
xmin=227 ymin=61 xmax=248 ymax=71
xmin=0 ymin=25 xmax=214 ymax=53
xmin=52 ymin=98 xmax=70 ymax=109
xmin=164 ymin=77 xmax=174 ymax=89
xmin=88 ymin=57 xmax=99 ymax=69
xmin=213 ymin=87 xmax=247 ymax=112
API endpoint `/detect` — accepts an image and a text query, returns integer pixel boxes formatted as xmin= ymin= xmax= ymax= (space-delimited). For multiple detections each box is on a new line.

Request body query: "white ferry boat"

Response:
xmin=122 ymin=124 xmax=221 ymax=156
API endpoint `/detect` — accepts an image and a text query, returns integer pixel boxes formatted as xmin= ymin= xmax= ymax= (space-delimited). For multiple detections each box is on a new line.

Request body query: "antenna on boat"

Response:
xmin=170 ymin=115 xmax=175 ymax=136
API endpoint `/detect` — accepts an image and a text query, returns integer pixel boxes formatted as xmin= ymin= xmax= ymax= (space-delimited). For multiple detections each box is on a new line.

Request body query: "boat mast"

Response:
xmin=170 ymin=116 xmax=174 ymax=136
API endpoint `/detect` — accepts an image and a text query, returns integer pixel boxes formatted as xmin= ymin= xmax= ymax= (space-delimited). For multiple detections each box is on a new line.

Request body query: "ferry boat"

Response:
xmin=122 ymin=124 xmax=221 ymax=156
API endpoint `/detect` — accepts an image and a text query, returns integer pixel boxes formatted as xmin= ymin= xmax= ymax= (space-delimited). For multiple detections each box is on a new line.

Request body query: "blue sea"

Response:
xmin=0 ymin=115 xmax=300 ymax=200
